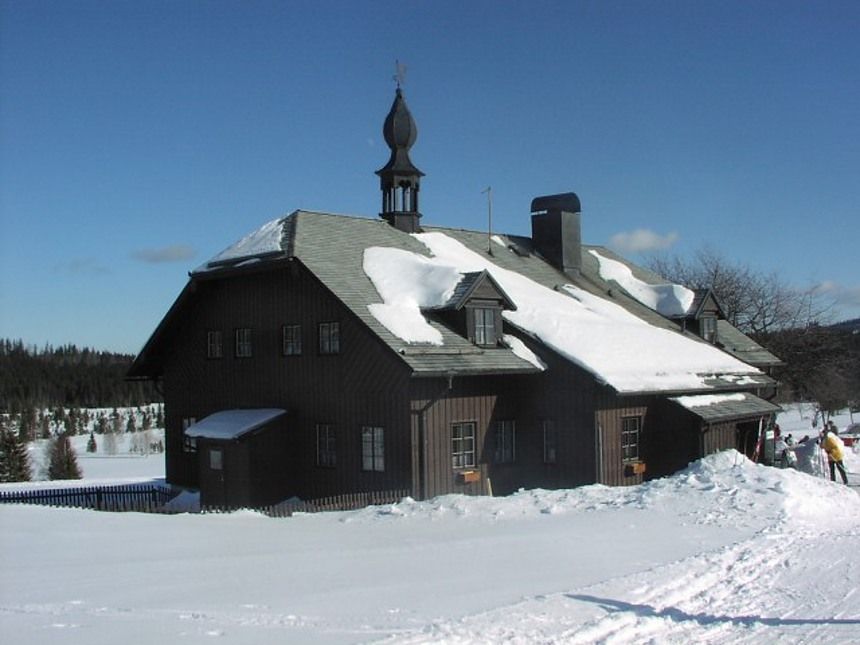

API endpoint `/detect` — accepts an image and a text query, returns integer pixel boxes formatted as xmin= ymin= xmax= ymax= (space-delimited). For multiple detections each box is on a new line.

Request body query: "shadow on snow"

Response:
xmin=566 ymin=594 xmax=860 ymax=628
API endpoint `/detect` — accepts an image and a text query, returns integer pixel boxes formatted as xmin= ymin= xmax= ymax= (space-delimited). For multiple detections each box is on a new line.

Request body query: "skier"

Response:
xmin=821 ymin=422 xmax=848 ymax=484
xmin=774 ymin=431 xmax=796 ymax=469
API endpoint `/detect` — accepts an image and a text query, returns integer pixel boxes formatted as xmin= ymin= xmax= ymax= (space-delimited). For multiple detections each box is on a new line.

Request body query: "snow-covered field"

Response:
xmin=1 ymin=406 xmax=858 ymax=644
xmin=22 ymin=428 xmax=166 ymax=486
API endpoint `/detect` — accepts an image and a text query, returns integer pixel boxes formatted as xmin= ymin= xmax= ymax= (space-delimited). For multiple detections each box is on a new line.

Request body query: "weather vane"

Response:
xmin=393 ymin=60 xmax=407 ymax=88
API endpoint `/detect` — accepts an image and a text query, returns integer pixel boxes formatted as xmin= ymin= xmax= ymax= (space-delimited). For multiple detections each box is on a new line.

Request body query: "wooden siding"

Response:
xmin=645 ymin=400 xmax=771 ymax=478
xmin=156 ymin=261 xmax=747 ymax=504
xmin=407 ymin=332 xmax=644 ymax=498
xmin=409 ymin=375 xmax=526 ymax=498
xmin=195 ymin=416 xmax=293 ymax=508
xmin=161 ymin=262 xmax=415 ymax=500
xmin=595 ymin=402 xmax=649 ymax=486
xmin=644 ymin=400 xmax=703 ymax=479
xmin=702 ymin=421 xmax=737 ymax=456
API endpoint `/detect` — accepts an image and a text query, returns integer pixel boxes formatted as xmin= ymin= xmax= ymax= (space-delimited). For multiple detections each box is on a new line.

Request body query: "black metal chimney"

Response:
xmin=530 ymin=192 xmax=582 ymax=278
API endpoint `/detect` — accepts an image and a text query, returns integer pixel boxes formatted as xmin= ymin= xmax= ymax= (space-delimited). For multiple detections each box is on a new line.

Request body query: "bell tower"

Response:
xmin=376 ymin=85 xmax=424 ymax=233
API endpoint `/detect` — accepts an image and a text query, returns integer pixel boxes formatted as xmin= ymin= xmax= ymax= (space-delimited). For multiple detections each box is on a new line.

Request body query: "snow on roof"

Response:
xmin=502 ymin=334 xmax=547 ymax=371
xmin=364 ymin=232 xmax=760 ymax=393
xmin=184 ymin=409 xmax=287 ymax=440
xmin=671 ymin=393 xmax=747 ymax=409
xmin=201 ymin=216 xmax=286 ymax=269
xmin=363 ymin=246 xmax=462 ymax=345
xmin=589 ymin=249 xmax=694 ymax=317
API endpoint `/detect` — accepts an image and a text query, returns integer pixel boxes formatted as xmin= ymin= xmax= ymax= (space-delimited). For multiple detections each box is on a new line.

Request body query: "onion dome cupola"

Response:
xmin=376 ymin=88 xmax=425 ymax=233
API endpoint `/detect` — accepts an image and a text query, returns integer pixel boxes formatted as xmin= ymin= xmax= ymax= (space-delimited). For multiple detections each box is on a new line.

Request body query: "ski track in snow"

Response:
xmin=381 ymin=519 xmax=860 ymax=645
xmin=3 ymin=408 xmax=860 ymax=645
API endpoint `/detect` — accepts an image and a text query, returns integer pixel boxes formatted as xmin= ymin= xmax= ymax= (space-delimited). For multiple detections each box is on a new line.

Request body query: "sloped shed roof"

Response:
xmin=669 ymin=393 xmax=780 ymax=423
xmin=185 ymin=409 xmax=287 ymax=440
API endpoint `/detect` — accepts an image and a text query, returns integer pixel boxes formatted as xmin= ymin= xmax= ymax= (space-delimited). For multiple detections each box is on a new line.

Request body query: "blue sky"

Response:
xmin=1 ymin=0 xmax=858 ymax=354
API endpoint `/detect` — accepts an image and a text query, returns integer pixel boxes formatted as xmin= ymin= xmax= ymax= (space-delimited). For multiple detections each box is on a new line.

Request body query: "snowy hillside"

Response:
xmin=1 ymin=406 xmax=858 ymax=644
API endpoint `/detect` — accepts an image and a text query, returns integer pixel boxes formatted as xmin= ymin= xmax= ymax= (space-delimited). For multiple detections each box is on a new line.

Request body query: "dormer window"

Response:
xmin=473 ymin=307 xmax=497 ymax=346
xmin=427 ymin=270 xmax=516 ymax=349
xmin=700 ymin=316 xmax=717 ymax=343
xmin=676 ymin=288 xmax=724 ymax=345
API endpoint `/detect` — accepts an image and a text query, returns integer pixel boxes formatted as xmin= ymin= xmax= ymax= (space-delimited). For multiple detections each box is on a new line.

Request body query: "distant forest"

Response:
xmin=0 ymin=339 xmax=161 ymax=412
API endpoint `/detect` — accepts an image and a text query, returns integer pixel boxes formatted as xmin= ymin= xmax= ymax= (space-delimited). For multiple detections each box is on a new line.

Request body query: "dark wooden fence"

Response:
xmin=1 ymin=485 xmax=411 ymax=517
xmin=0 ymin=483 xmax=175 ymax=513
xmin=203 ymin=488 xmax=412 ymax=517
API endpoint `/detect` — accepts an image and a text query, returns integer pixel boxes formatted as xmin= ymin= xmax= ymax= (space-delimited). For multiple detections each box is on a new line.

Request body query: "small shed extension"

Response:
xmin=185 ymin=409 xmax=289 ymax=508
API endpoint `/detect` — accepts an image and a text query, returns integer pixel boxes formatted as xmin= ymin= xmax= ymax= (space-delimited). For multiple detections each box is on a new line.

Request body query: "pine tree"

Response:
xmin=39 ymin=414 xmax=51 ymax=439
xmin=86 ymin=432 xmax=97 ymax=453
xmin=17 ymin=407 xmax=37 ymax=442
xmin=65 ymin=407 xmax=79 ymax=436
xmin=0 ymin=425 xmax=32 ymax=482
xmin=46 ymin=434 xmax=82 ymax=480
xmin=126 ymin=413 xmax=137 ymax=433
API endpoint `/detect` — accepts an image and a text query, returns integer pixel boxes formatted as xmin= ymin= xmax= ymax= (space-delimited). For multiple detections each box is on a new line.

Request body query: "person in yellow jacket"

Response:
xmin=821 ymin=421 xmax=848 ymax=484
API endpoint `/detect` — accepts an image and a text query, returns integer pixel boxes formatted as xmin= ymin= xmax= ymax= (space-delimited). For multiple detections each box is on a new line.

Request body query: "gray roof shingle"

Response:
xmin=189 ymin=210 xmax=777 ymax=388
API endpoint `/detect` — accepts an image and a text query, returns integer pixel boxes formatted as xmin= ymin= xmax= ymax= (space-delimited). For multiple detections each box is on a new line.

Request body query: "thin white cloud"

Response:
xmin=132 ymin=245 xmax=196 ymax=264
xmin=608 ymin=229 xmax=679 ymax=254
xmin=814 ymin=281 xmax=860 ymax=307
xmin=54 ymin=258 xmax=110 ymax=276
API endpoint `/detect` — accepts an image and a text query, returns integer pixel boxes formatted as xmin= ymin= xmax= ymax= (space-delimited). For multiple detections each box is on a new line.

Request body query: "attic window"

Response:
xmin=700 ymin=316 xmax=717 ymax=343
xmin=473 ymin=307 xmax=498 ymax=346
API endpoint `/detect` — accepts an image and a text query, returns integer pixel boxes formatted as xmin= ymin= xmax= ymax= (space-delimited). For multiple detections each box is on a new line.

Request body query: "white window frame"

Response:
xmin=474 ymin=307 xmax=496 ymax=346
xmin=621 ymin=416 xmax=641 ymax=463
xmin=700 ymin=316 xmax=717 ymax=343
xmin=452 ymin=422 xmax=476 ymax=469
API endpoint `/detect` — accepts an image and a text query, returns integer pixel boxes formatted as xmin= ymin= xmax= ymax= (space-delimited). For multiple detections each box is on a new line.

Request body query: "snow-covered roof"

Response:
xmin=132 ymin=210 xmax=771 ymax=393
xmin=203 ymin=217 xmax=287 ymax=269
xmin=589 ymin=249 xmax=694 ymax=317
xmin=184 ymin=409 xmax=287 ymax=440
xmin=670 ymin=393 xmax=780 ymax=423
xmin=362 ymin=231 xmax=761 ymax=393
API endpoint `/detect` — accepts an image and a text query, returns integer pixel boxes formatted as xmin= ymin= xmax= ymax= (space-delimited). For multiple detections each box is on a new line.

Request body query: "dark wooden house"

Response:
xmin=128 ymin=88 xmax=780 ymax=507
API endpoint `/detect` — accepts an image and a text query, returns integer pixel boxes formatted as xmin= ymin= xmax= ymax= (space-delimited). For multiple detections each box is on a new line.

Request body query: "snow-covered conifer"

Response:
xmin=46 ymin=433 xmax=82 ymax=480
xmin=0 ymin=425 xmax=31 ymax=482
